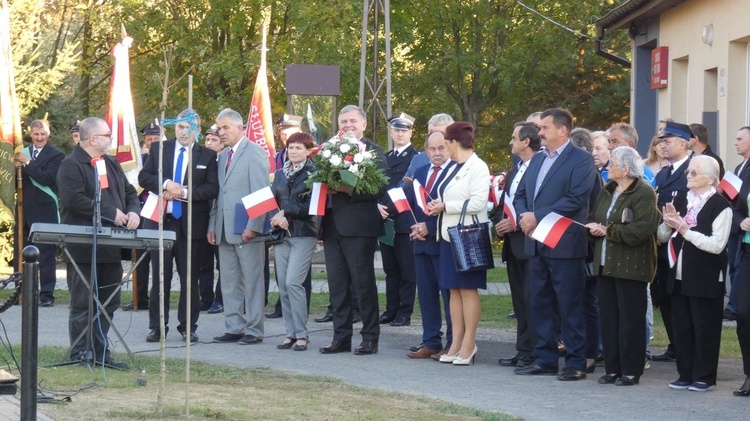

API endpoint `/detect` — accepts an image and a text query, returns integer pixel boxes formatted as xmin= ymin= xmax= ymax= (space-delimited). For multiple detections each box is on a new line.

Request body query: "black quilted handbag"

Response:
xmin=447 ymin=200 xmax=495 ymax=273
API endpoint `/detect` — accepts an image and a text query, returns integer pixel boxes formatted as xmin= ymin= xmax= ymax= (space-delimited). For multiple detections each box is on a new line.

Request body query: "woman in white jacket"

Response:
xmin=427 ymin=122 xmax=490 ymax=366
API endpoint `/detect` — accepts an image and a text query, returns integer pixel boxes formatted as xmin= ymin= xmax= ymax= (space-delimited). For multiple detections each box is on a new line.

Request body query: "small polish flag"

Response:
xmin=93 ymin=158 xmax=109 ymax=189
xmin=668 ymin=230 xmax=679 ymax=268
xmin=140 ymin=192 xmax=166 ymax=223
xmin=308 ymin=182 xmax=328 ymax=216
xmin=502 ymin=192 xmax=517 ymax=230
xmin=242 ymin=186 xmax=278 ymax=219
xmin=387 ymin=187 xmax=412 ymax=213
xmin=488 ymin=174 xmax=504 ymax=207
xmin=531 ymin=212 xmax=574 ymax=249
xmin=719 ymin=172 xmax=743 ymax=200
xmin=412 ymin=179 xmax=429 ymax=214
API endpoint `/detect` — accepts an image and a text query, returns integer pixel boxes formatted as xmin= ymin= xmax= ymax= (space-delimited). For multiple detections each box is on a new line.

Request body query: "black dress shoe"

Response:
xmin=733 ymin=388 xmax=750 ymax=396
xmin=354 ymin=340 xmax=378 ymax=355
xmin=378 ymin=313 xmax=394 ymax=324
xmin=514 ymin=363 xmax=558 ymax=375
xmin=212 ymin=333 xmax=244 ymax=343
xmin=598 ymin=374 xmax=620 ymax=384
xmin=557 ymin=366 xmax=586 ymax=381
xmin=651 ymin=350 xmax=676 ymax=362
xmin=39 ymin=297 xmax=54 ymax=307
xmin=207 ymin=302 xmax=224 ymax=314
xmin=200 ymin=302 xmax=212 ymax=312
xmin=315 ymin=311 xmax=334 ymax=323
xmin=97 ymin=358 xmax=129 ymax=371
xmin=123 ymin=302 xmax=149 ymax=311
xmin=265 ymin=310 xmax=283 ymax=319
xmin=615 ymin=376 xmax=639 ymax=386
xmin=319 ymin=339 xmax=352 ymax=354
xmin=723 ymin=308 xmax=738 ymax=321
xmin=498 ymin=355 xmax=519 ymax=367
xmin=180 ymin=331 xmax=198 ymax=343
xmin=352 ymin=313 xmax=362 ymax=324
xmin=506 ymin=311 xmax=516 ymax=319
xmin=146 ymin=329 xmax=166 ymax=342
xmin=517 ymin=356 xmax=536 ymax=368
xmin=409 ymin=343 xmax=424 ymax=352
xmin=238 ymin=334 xmax=263 ymax=345
xmin=389 ymin=316 xmax=410 ymax=327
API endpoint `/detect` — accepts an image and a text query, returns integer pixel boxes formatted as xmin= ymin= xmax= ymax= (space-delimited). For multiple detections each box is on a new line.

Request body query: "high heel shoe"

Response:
xmin=453 ymin=345 xmax=478 ymax=366
xmin=276 ymin=337 xmax=296 ymax=350
xmin=439 ymin=352 xmax=460 ymax=363
xmin=293 ymin=337 xmax=309 ymax=352
xmin=734 ymin=376 xmax=750 ymax=396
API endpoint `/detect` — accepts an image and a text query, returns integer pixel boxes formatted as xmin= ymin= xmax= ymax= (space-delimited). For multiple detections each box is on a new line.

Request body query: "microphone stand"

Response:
xmin=86 ymin=158 xmax=103 ymax=367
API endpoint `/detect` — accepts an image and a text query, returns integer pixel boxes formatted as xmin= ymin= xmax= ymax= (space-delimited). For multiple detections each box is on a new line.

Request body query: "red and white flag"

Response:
xmin=531 ymin=212 xmax=574 ymax=249
xmin=719 ymin=172 xmax=743 ymax=200
xmin=502 ymin=192 xmax=517 ymax=231
xmin=140 ymin=192 xmax=165 ymax=222
xmin=93 ymin=158 xmax=109 ymax=189
xmin=668 ymin=230 xmax=679 ymax=268
xmin=308 ymin=182 xmax=328 ymax=216
xmin=488 ymin=173 xmax=504 ymax=207
xmin=412 ymin=179 xmax=429 ymax=214
xmin=244 ymin=21 xmax=276 ymax=173
xmin=242 ymin=186 xmax=278 ymax=219
xmin=104 ymin=32 xmax=142 ymax=187
xmin=388 ymin=187 xmax=412 ymax=213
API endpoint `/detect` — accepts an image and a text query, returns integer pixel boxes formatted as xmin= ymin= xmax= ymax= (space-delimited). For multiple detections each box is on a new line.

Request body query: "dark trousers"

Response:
xmin=132 ymin=247 xmax=150 ymax=306
xmin=505 ymin=252 xmax=534 ymax=357
xmin=597 ymin=275 xmax=647 ymax=377
xmin=380 ymin=233 xmax=416 ymax=319
xmin=671 ymin=283 xmax=724 ymax=385
xmin=652 ymin=257 xmax=674 ymax=353
xmin=148 ymin=217 xmax=202 ymax=333
xmin=197 ymin=239 xmax=216 ymax=307
xmin=583 ymin=275 xmax=600 ymax=359
xmin=68 ymin=262 xmax=122 ymax=362
xmin=726 ymin=233 xmax=742 ymax=313
xmin=736 ymin=247 xmax=750 ymax=375
xmin=414 ymin=252 xmax=451 ymax=351
xmin=323 ymin=220 xmax=380 ymax=342
xmin=529 ymin=256 xmax=586 ymax=370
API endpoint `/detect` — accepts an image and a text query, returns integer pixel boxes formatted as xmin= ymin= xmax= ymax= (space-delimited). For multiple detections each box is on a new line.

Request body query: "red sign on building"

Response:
xmin=651 ymin=46 xmax=669 ymax=89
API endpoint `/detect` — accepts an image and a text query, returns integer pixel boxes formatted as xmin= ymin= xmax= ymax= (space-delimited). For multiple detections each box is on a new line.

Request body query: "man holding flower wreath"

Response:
xmin=319 ymin=105 xmax=388 ymax=356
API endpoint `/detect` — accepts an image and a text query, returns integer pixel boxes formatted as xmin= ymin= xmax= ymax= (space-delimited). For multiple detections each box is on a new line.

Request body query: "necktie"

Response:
xmin=666 ymin=164 xmax=673 ymax=178
xmin=226 ymin=149 xmax=233 ymax=171
xmin=425 ymin=166 xmax=440 ymax=192
xmin=173 ymin=147 xmax=185 ymax=219
xmin=32 ymin=149 xmax=38 ymax=161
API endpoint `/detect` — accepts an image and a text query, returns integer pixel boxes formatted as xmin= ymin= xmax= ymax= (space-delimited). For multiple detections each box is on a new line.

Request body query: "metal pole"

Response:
xmin=20 ymin=245 xmax=39 ymax=421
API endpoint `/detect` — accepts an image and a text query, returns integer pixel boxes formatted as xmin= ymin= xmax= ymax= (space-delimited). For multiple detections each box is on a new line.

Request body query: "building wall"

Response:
xmin=656 ymin=0 xmax=750 ymax=170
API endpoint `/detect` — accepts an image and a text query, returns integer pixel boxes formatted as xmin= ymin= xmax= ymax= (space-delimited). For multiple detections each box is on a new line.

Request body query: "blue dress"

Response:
xmin=436 ymin=163 xmax=488 ymax=290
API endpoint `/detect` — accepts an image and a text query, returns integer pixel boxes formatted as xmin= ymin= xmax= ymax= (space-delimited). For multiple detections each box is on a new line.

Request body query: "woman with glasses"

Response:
xmin=657 ymin=155 xmax=731 ymax=392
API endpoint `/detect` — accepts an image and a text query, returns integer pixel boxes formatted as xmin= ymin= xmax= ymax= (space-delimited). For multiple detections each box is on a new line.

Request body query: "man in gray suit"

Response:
xmin=208 ymin=108 xmax=270 ymax=345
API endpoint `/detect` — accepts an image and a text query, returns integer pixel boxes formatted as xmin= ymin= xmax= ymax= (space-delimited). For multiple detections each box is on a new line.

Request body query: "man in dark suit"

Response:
xmin=723 ymin=126 xmax=750 ymax=320
xmin=319 ymin=105 xmax=386 ymax=356
xmin=57 ymin=117 xmax=141 ymax=369
xmin=405 ymin=130 xmax=454 ymax=358
xmin=378 ymin=112 xmax=419 ymax=327
xmin=495 ymin=122 xmax=540 ymax=368
xmin=512 ymin=108 xmax=596 ymax=381
xmin=14 ymin=119 xmax=65 ymax=307
xmin=651 ymin=121 xmax=693 ymax=362
xmin=124 ymin=122 xmax=163 ymax=312
xmin=139 ymin=110 xmax=218 ymax=343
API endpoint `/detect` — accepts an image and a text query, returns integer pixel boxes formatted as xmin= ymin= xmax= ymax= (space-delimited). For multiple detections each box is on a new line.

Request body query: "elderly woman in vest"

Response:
xmin=586 ymin=147 xmax=660 ymax=386
xmin=657 ymin=155 xmax=731 ymax=392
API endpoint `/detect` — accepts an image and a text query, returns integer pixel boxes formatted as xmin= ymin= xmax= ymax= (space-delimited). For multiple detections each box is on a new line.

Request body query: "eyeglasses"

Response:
xmin=684 ymin=169 xmax=709 ymax=177
xmin=92 ymin=133 xmax=113 ymax=141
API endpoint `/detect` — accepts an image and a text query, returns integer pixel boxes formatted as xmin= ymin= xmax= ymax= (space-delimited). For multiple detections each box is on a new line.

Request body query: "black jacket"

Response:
xmin=271 ymin=160 xmax=318 ymax=238
xmin=57 ymin=145 xmax=141 ymax=263
xmin=20 ymin=143 xmax=65 ymax=226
